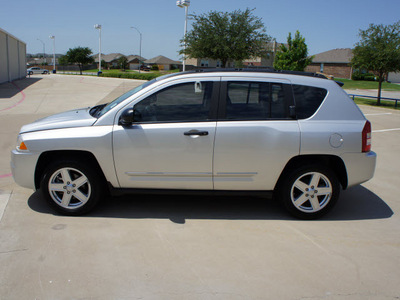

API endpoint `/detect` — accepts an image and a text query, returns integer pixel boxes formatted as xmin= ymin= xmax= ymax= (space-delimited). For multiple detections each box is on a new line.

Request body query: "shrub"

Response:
xmin=99 ymin=72 xmax=160 ymax=81
xmin=352 ymin=71 xmax=376 ymax=81
xmin=151 ymin=65 xmax=159 ymax=71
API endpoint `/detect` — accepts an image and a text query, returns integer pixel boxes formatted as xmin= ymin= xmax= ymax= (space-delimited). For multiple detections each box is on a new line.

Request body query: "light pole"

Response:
xmin=94 ymin=24 xmax=102 ymax=75
xmin=131 ymin=26 xmax=142 ymax=73
xmin=176 ymin=0 xmax=190 ymax=72
xmin=37 ymin=39 xmax=46 ymax=65
xmin=49 ymin=35 xmax=56 ymax=73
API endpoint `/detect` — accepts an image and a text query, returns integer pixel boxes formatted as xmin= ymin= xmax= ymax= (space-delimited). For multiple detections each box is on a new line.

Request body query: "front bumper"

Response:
xmin=11 ymin=149 xmax=40 ymax=190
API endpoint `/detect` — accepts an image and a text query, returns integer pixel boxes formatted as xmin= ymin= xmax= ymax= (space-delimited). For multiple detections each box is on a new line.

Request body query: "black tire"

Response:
xmin=40 ymin=160 xmax=106 ymax=216
xmin=277 ymin=164 xmax=340 ymax=219
xmin=28 ymin=71 xmax=33 ymax=75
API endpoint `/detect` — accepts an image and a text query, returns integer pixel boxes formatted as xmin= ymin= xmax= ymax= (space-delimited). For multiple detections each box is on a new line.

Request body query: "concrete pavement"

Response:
xmin=0 ymin=74 xmax=400 ymax=299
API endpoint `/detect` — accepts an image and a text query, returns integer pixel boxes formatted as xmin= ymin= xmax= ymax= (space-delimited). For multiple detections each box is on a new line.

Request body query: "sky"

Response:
xmin=1 ymin=0 xmax=400 ymax=61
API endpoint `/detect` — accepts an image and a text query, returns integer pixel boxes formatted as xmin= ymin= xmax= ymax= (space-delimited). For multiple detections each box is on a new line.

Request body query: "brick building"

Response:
xmin=306 ymin=48 xmax=353 ymax=79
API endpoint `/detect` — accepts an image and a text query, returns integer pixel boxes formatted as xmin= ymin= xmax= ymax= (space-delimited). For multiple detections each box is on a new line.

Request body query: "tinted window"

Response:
xmin=225 ymin=81 xmax=287 ymax=120
xmin=134 ymin=81 xmax=214 ymax=122
xmin=292 ymin=85 xmax=327 ymax=119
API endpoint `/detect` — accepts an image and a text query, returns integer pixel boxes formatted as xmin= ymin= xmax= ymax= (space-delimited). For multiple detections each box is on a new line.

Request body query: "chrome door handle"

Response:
xmin=184 ymin=130 xmax=209 ymax=136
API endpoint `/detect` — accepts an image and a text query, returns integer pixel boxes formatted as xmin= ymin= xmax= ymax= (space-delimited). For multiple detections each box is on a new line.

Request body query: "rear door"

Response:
xmin=213 ymin=77 xmax=300 ymax=190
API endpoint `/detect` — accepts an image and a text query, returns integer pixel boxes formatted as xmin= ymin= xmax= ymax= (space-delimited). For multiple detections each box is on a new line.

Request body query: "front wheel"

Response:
xmin=277 ymin=165 xmax=340 ymax=219
xmin=40 ymin=160 xmax=105 ymax=215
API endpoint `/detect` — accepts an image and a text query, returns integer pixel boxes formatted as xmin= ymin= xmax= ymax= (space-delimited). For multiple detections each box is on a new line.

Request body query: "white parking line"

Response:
xmin=373 ymin=128 xmax=400 ymax=133
xmin=365 ymin=113 xmax=393 ymax=116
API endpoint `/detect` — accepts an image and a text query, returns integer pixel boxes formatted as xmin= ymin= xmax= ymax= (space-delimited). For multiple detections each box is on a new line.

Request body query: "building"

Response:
xmin=0 ymin=28 xmax=26 ymax=83
xmin=185 ymin=57 xmax=233 ymax=68
xmin=306 ymin=48 xmax=354 ymax=79
xmin=242 ymin=41 xmax=284 ymax=67
xmin=127 ymin=55 xmax=146 ymax=70
xmin=388 ymin=72 xmax=400 ymax=83
xmin=144 ymin=55 xmax=181 ymax=71
xmin=93 ymin=53 xmax=146 ymax=70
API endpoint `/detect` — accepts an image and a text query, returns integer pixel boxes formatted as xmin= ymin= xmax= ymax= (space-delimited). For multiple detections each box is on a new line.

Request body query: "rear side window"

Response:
xmin=292 ymin=85 xmax=327 ymax=119
xmin=224 ymin=81 xmax=288 ymax=120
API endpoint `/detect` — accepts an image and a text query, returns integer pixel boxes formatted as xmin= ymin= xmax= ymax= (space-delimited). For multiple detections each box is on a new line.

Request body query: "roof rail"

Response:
xmin=185 ymin=67 xmax=328 ymax=79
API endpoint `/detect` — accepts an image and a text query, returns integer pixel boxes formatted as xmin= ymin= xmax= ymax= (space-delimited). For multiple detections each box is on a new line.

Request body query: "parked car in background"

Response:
xmin=11 ymin=69 xmax=376 ymax=219
xmin=140 ymin=65 xmax=151 ymax=71
xmin=27 ymin=67 xmax=49 ymax=75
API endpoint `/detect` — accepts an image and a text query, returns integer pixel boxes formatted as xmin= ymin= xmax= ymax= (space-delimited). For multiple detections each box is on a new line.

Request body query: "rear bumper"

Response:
xmin=341 ymin=151 xmax=377 ymax=188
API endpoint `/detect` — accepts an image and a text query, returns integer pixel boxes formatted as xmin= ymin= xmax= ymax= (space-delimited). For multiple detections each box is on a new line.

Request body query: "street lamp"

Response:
xmin=94 ymin=24 xmax=102 ymax=75
xmin=176 ymin=0 xmax=190 ymax=72
xmin=49 ymin=35 xmax=56 ymax=73
xmin=130 ymin=26 xmax=142 ymax=73
xmin=37 ymin=39 xmax=46 ymax=65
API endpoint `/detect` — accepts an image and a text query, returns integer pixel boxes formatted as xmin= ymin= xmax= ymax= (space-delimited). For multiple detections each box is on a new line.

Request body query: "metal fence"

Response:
xmin=348 ymin=94 xmax=399 ymax=108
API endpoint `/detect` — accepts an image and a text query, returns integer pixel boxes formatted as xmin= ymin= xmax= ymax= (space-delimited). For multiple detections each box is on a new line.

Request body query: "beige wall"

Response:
xmin=0 ymin=28 xmax=26 ymax=83
xmin=0 ymin=31 xmax=8 ymax=83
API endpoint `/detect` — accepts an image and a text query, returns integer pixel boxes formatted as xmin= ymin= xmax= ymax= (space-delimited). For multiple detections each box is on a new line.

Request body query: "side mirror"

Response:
xmin=118 ymin=108 xmax=134 ymax=126
xmin=119 ymin=108 xmax=143 ymax=125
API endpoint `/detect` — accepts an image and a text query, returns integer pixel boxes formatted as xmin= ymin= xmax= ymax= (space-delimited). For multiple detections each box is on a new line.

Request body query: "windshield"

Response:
xmin=96 ymin=79 xmax=157 ymax=117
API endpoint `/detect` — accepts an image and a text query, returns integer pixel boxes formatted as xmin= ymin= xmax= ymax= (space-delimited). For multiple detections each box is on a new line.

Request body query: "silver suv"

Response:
xmin=27 ymin=67 xmax=49 ymax=75
xmin=11 ymin=69 xmax=377 ymax=219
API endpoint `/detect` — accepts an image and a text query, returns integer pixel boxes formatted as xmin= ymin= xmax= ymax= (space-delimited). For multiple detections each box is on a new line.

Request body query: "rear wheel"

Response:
xmin=277 ymin=165 xmax=340 ymax=219
xmin=40 ymin=160 xmax=105 ymax=215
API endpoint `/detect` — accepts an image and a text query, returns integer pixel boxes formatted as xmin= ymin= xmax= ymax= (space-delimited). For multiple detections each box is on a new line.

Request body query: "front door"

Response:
xmin=113 ymin=79 xmax=219 ymax=190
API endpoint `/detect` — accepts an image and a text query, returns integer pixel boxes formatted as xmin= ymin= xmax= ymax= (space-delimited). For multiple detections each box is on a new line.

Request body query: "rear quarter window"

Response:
xmin=292 ymin=84 xmax=327 ymax=119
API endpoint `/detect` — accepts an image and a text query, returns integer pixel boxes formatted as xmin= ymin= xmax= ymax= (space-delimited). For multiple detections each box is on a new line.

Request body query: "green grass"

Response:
xmin=83 ymin=69 xmax=139 ymax=73
xmin=100 ymin=69 xmax=179 ymax=80
xmin=337 ymin=78 xmax=400 ymax=91
xmin=99 ymin=71 xmax=160 ymax=80
xmin=353 ymin=97 xmax=399 ymax=110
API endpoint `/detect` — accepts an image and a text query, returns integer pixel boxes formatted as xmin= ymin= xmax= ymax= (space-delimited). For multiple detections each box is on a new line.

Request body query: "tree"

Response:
xmin=65 ymin=47 xmax=94 ymax=75
xmin=58 ymin=55 xmax=69 ymax=66
xmin=117 ymin=55 xmax=128 ymax=70
xmin=351 ymin=21 xmax=400 ymax=105
xmin=273 ymin=31 xmax=313 ymax=71
xmin=180 ymin=8 xmax=271 ymax=68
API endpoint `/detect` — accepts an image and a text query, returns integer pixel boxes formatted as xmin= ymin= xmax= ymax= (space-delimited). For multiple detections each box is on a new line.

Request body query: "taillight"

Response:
xmin=362 ymin=121 xmax=372 ymax=152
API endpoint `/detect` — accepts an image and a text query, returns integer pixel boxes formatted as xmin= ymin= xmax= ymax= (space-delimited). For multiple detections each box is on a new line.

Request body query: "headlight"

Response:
xmin=16 ymin=135 xmax=29 ymax=152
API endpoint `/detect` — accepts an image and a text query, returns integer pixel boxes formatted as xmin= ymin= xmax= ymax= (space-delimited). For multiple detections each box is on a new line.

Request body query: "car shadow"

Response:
xmin=0 ymin=78 xmax=42 ymax=98
xmin=27 ymin=185 xmax=393 ymax=223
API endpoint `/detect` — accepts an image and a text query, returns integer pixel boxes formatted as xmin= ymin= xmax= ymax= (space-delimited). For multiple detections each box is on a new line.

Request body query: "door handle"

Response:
xmin=184 ymin=130 xmax=209 ymax=136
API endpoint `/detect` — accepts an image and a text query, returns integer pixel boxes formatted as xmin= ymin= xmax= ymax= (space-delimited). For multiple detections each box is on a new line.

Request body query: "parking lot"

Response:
xmin=0 ymin=74 xmax=399 ymax=299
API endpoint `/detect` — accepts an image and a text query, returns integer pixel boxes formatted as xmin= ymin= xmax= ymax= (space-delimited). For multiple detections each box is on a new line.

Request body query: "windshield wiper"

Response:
xmin=90 ymin=104 xmax=108 ymax=118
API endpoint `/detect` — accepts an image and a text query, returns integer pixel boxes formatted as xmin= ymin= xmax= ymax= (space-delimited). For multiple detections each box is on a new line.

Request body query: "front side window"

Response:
xmin=97 ymin=79 xmax=157 ymax=117
xmin=224 ymin=81 xmax=287 ymax=120
xmin=134 ymin=81 xmax=214 ymax=122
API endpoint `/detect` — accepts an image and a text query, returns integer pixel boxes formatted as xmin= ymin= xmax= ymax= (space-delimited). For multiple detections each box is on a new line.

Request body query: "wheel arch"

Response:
xmin=35 ymin=150 xmax=107 ymax=190
xmin=275 ymin=154 xmax=348 ymax=191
